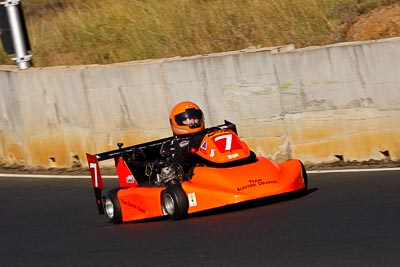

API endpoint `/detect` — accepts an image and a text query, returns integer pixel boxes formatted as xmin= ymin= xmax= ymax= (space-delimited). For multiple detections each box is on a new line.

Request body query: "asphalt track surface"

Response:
xmin=1 ymin=169 xmax=399 ymax=267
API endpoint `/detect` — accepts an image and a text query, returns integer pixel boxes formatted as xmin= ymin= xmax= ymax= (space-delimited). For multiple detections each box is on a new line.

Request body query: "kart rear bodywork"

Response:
xmin=87 ymin=121 xmax=307 ymax=223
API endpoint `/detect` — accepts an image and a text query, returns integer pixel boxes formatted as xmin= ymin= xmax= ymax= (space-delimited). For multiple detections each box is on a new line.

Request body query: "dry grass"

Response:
xmin=0 ymin=0 xmax=398 ymax=66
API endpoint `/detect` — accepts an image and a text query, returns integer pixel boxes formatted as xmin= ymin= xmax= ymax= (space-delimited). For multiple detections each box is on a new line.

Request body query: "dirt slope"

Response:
xmin=346 ymin=2 xmax=400 ymax=40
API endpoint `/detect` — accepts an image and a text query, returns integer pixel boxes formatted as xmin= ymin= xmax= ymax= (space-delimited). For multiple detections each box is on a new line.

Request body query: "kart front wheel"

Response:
xmin=162 ymin=184 xmax=189 ymax=220
xmin=104 ymin=189 xmax=123 ymax=224
xmin=300 ymin=162 xmax=308 ymax=194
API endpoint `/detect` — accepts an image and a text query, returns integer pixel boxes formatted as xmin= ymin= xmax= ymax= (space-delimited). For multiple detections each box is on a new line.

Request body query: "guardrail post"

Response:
xmin=1 ymin=0 xmax=32 ymax=69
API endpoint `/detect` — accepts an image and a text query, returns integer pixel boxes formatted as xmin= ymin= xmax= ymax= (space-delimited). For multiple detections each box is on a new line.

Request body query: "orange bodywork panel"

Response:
xmin=117 ymin=187 xmax=164 ymax=222
xmin=183 ymin=158 xmax=304 ymax=213
xmin=116 ymin=156 xmax=138 ymax=188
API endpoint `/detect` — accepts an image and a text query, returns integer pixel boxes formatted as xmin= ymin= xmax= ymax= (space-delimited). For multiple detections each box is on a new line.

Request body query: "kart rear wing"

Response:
xmin=93 ymin=120 xmax=236 ymax=162
xmin=91 ymin=120 xmax=237 ymax=162
xmin=86 ymin=120 xmax=237 ymax=214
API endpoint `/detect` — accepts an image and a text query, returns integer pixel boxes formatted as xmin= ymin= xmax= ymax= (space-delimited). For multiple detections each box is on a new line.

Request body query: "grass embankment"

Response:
xmin=0 ymin=0 xmax=398 ymax=67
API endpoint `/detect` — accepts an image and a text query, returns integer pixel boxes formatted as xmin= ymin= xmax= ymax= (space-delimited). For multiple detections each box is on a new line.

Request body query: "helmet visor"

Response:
xmin=175 ymin=108 xmax=204 ymax=128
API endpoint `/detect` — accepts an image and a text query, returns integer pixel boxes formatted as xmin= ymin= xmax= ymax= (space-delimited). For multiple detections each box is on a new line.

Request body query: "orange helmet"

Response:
xmin=169 ymin=101 xmax=205 ymax=135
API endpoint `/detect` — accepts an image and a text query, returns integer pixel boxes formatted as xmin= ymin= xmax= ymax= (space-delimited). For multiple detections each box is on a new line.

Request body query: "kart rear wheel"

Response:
xmin=104 ymin=189 xmax=123 ymax=224
xmin=162 ymin=184 xmax=189 ymax=220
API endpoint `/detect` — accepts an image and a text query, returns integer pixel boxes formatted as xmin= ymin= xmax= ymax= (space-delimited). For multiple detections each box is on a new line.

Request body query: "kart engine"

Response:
xmin=157 ymin=162 xmax=184 ymax=185
xmin=159 ymin=165 xmax=176 ymax=184
xmin=144 ymin=161 xmax=184 ymax=186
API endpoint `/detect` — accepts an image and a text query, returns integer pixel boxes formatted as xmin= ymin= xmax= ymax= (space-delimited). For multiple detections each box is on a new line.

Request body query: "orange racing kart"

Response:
xmin=86 ymin=121 xmax=308 ymax=224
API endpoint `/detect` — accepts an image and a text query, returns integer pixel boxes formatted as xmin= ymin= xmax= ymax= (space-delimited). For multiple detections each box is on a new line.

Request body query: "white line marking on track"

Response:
xmin=0 ymin=168 xmax=399 ymax=179
xmin=308 ymin=167 xmax=400 ymax=173
xmin=0 ymin=173 xmax=116 ymax=179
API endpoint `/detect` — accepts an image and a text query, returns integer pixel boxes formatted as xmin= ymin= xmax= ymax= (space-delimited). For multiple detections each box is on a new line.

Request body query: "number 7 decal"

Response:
xmin=86 ymin=153 xmax=105 ymax=214
xmin=86 ymin=153 xmax=103 ymax=189
xmin=214 ymin=134 xmax=233 ymax=151
xmin=89 ymin=162 xmax=99 ymax=187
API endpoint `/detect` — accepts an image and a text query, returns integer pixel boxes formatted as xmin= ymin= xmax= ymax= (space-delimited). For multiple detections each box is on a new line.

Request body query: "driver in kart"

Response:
xmin=160 ymin=101 xmax=206 ymax=176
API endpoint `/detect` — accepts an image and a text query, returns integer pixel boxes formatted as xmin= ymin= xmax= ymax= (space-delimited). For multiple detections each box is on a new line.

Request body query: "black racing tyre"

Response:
xmin=300 ymin=162 xmax=308 ymax=193
xmin=161 ymin=184 xmax=189 ymax=220
xmin=104 ymin=189 xmax=123 ymax=224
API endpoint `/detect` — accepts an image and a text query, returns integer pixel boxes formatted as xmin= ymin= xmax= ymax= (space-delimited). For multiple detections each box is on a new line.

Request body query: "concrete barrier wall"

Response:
xmin=1 ymin=37 xmax=399 ymax=168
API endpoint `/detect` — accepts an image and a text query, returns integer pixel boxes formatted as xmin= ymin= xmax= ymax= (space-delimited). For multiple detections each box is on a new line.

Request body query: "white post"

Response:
xmin=1 ymin=0 xmax=32 ymax=69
